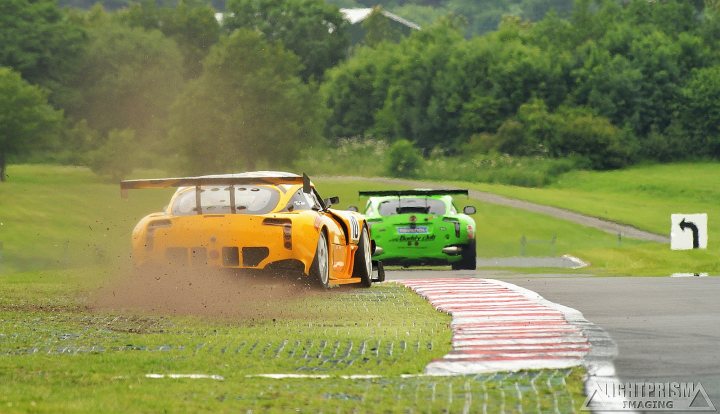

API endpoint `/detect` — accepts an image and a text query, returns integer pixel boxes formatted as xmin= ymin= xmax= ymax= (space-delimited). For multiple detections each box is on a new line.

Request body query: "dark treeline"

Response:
xmin=327 ymin=0 xmax=720 ymax=170
xmin=1 ymin=0 xmax=720 ymax=183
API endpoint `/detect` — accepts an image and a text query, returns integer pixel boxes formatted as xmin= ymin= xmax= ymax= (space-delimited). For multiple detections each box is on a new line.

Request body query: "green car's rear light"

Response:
xmin=442 ymin=217 xmax=461 ymax=237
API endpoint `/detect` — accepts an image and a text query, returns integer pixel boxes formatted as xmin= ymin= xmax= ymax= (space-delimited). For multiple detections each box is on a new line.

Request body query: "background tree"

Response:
xmin=59 ymin=0 xmax=130 ymax=9
xmin=322 ymin=44 xmax=397 ymax=138
xmin=87 ymin=128 xmax=139 ymax=181
xmin=224 ymin=0 xmax=350 ymax=80
xmin=677 ymin=65 xmax=720 ymax=158
xmin=66 ymin=11 xmax=184 ymax=144
xmin=0 ymin=0 xmax=86 ymax=106
xmin=569 ymin=41 xmax=643 ymax=128
xmin=0 ymin=67 xmax=62 ymax=181
xmin=118 ymin=0 xmax=220 ymax=79
xmin=372 ymin=22 xmax=465 ymax=151
xmin=361 ymin=7 xmax=413 ymax=47
xmin=169 ymin=29 xmax=326 ymax=173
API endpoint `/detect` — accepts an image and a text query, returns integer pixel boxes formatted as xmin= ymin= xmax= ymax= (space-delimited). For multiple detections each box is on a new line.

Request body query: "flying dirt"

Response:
xmin=90 ymin=266 xmax=320 ymax=319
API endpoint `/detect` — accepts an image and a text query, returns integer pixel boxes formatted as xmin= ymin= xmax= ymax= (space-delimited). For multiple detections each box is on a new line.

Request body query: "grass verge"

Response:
xmin=432 ymin=162 xmax=720 ymax=275
xmin=0 ymin=268 xmax=586 ymax=413
xmin=6 ymin=164 xmax=707 ymax=276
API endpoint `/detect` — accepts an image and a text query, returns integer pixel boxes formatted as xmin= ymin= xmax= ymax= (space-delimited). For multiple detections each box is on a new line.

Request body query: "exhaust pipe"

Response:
xmin=442 ymin=246 xmax=462 ymax=255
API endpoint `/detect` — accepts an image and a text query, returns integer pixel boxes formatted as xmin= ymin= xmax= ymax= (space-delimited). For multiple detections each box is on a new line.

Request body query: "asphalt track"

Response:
xmin=386 ymin=269 xmax=720 ymax=407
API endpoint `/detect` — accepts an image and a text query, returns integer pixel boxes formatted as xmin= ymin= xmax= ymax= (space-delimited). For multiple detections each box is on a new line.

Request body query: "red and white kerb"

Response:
xmin=397 ymin=278 xmax=589 ymax=375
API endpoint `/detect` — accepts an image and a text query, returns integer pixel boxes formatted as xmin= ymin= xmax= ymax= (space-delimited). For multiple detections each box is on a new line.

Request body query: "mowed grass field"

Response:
xmin=431 ymin=163 xmax=720 ymax=276
xmin=470 ymin=163 xmax=720 ymax=236
xmin=0 ymin=165 xmax=586 ymax=412
xmin=321 ymin=177 xmax=648 ymax=268
xmin=0 ymin=165 xmax=642 ymax=275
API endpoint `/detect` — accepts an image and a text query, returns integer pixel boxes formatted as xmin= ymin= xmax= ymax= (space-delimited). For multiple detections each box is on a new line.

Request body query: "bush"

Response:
xmin=386 ymin=139 xmax=423 ymax=178
xmin=551 ymin=107 xmax=629 ymax=169
xmin=293 ymin=137 xmax=580 ymax=187
xmin=88 ymin=129 xmax=138 ymax=181
xmin=420 ymin=153 xmax=579 ymax=187
xmin=488 ymin=101 xmax=629 ymax=170
xmin=294 ymin=137 xmax=389 ymax=177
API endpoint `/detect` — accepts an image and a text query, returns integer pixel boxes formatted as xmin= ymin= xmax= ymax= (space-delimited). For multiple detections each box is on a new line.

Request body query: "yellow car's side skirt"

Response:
xmin=330 ymin=277 xmax=362 ymax=286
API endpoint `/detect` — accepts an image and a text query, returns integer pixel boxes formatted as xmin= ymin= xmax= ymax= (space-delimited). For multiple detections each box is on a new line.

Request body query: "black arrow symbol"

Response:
xmin=679 ymin=218 xmax=700 ymax=249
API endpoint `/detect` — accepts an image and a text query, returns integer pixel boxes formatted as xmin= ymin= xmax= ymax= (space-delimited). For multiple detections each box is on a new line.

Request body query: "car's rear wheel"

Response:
xmin=451 ymin=240 xmax=477 ymax=270
xmin=353 ymin=227 xmax=373 ymax=287
xmin=310 ymin=230 xmax=330 ymax=288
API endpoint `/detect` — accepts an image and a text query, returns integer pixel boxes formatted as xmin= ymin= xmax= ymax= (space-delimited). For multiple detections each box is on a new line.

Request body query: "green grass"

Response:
xmin=320 ymin=176 xmax=675 ymax=276
xmin=0 ymin=165 xmax=172 ymax=273
xmin=316 ymin=176 xmax=639 ymax=258
xmin=0 ymin=165 xmax=587 ymax=412
xmin=425 ymin=162 xmax=720 ymax=276
xmin=0 ymin=164 xmax=687 ymax=276
xmin=466 ymin=162 xmax=720 ymax=237
xmin=0 ymin=268 xmax=584 ymax=413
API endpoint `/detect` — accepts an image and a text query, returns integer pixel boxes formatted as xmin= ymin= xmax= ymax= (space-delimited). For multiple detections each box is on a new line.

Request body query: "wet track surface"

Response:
xmin=386 ymin=267 xmax=720 ymax=406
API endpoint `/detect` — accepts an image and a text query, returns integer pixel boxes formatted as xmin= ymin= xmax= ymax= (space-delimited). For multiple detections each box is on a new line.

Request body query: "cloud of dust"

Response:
xmin=90 ymin=265 xmax=320 ymax=320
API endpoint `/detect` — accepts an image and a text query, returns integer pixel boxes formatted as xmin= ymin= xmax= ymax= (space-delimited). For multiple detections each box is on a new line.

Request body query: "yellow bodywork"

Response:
xmin=130 ymin=182 xmax=367 ymax=285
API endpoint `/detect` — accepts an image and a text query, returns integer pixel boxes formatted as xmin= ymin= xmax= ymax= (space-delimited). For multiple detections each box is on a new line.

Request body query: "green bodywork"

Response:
xmin=361 ymin=191 xmax=477 ymax=268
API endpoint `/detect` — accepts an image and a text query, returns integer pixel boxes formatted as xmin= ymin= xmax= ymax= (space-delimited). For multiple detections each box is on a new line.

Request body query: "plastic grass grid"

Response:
xmin=0 ymin=282 xmax=582 ymax=410
xmin=0 ymin=284 xmax=449 ymax=377
xmin=183 ymin=369 xmax=584 ymax=413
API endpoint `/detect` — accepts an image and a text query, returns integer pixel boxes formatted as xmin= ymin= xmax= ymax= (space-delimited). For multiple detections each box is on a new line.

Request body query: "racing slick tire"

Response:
xmin=451 ymin=240 xmax=477 ymax=270
xmin=310 ymin=230 xmax=331 ymax=288
xmin=352 ymin=227 xmax=373 ymax=288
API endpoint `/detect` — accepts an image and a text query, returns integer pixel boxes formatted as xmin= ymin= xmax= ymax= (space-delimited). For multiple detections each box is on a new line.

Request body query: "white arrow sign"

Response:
xmin=671 ymin=213 xmax=707 ymax=250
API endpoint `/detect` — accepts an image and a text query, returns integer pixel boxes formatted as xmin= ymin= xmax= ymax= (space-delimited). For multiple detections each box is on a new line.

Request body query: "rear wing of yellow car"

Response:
xmin=358 ymin=189 xmax=469 ymax=197
xmin=120 ymin=173 xmax=314 ymax=215
xmin=121 ymin=174 xmax=312 ymax=197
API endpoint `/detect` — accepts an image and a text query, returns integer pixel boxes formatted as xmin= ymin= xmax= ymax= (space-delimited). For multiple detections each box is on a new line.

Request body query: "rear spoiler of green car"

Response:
xmin=359 ymin=189 xmax=469 ymax=197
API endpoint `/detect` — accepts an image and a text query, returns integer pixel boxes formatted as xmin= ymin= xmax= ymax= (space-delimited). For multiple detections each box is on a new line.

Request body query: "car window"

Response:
xmin=171 ymin=186 xmax=280 ymax=215
xmin=283 ymin=188 xmax=321 ymax=212
xmin=377 ymin=198 xmax=446 ymax=216
xmin=364 ymin=202 xmax=374 ymax=216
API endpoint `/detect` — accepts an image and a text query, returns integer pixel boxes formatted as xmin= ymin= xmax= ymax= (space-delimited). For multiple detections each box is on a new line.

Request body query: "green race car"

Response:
xmin=353 ymin=190 xmax=477 ymax=270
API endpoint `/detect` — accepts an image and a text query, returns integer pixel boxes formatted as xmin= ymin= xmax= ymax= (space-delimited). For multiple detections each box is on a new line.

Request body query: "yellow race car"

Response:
xmin=120 ymin=172 xmax=384 ymax=288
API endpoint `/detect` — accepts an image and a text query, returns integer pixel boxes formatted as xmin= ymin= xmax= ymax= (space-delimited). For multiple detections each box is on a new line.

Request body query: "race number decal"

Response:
xmin=349 ymin=216 xmax=360 ymax=242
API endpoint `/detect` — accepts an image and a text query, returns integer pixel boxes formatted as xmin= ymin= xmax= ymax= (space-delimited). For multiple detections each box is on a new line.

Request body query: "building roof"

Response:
xmin=339 ymin=7 xmax=421 ymax=30
xmin=214 ymin=7 xmax=421 ymax=31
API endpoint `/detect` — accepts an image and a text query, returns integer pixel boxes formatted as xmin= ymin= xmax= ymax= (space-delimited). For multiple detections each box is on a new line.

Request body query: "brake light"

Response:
xmin=282 ymin=224 xmax=292 ymax=249
xmin=263 ymin=218 xmax=292 ymax=249
xmin=467 ymin=225 xmax=475 ymax=239
xmin=145 ymin=219 xmax=172 ymax=250
xmin=149 ymin=219 xmax=172 ymax=228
